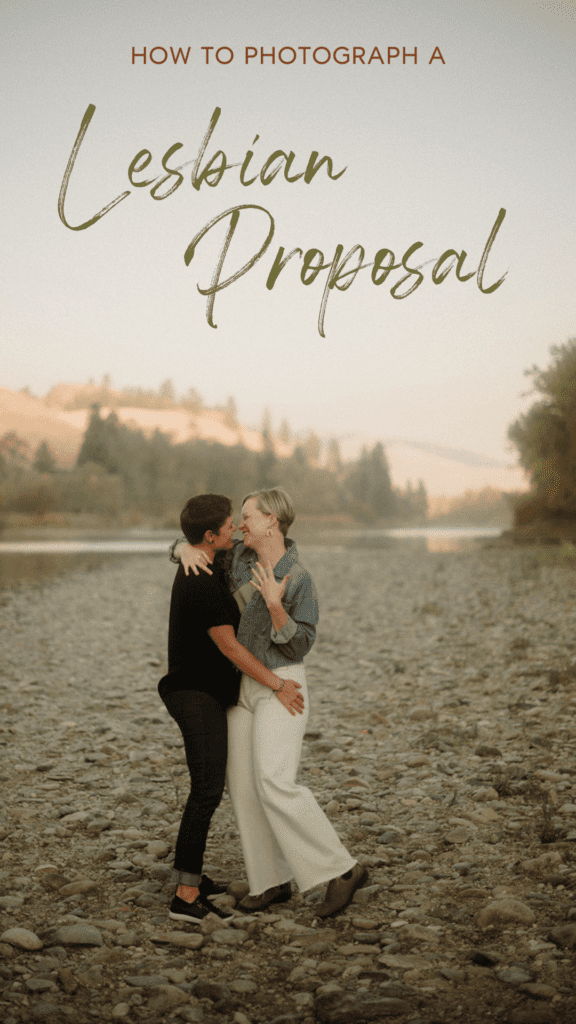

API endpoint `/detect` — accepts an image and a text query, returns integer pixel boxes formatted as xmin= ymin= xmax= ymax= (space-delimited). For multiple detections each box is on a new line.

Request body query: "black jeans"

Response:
xmin=161 ymin=689 xmax=228 ymax=886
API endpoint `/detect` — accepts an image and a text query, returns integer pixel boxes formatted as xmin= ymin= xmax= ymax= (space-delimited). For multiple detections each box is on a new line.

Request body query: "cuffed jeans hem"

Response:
xmin=171 ymin=869 xmax=202 ymax=887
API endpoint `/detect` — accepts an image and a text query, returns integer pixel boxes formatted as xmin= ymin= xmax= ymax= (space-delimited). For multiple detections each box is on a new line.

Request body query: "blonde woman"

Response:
xmin=173 ymin=486 xmax=367 ymax=916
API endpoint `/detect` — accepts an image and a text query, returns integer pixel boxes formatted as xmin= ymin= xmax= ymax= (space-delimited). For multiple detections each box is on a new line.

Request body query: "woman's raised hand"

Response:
xmin=273 ymin=677 xmax=305 ymax=716
xmin=250 ymin=560 xmax=289 ymax=608
xmin=179 ymin=542 xmax=212 ymax=577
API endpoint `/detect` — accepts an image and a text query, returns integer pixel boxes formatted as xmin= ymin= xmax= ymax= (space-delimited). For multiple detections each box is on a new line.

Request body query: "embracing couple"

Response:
xmin=158 ymin=486 xmax=367 ymax=924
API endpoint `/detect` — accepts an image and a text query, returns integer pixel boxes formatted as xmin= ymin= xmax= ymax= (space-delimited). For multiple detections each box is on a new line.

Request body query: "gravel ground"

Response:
xmin=1 ymin=543 xmax=576 ymax=1024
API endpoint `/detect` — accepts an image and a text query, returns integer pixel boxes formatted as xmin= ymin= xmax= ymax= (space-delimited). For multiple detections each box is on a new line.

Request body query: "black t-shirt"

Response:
xmin=158 ymin=556 xmax=241 ymax=708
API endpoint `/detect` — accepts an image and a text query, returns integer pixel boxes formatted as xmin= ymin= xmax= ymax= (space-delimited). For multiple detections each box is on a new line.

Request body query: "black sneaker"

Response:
xmin=169 ymin=894 xmax=212 ymax=924
xmin=169 ymin=894 xmax=234 ymax=924
xmin=199 ymin=874 xmax=229 ymax=897
xmin=199 ymin=896 xmax=234 ymax=921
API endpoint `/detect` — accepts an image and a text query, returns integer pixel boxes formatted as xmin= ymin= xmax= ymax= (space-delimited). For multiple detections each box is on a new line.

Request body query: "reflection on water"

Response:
xmin=296 ymin=525 xmax=503 ymax=554
xmin=0 ymin=525 xmax=505 ymax=590
xmin=0 ymin=530 xmax=174 ymax=590
xmin=0 ymin=539 xmax=171 ymax=555
xmin=0 ymin=551 xmax=164 ymax=590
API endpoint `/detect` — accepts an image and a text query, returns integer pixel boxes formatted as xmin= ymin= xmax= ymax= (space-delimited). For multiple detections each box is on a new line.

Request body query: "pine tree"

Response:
xmin=224 ymin=396 xmax=238 ymax=429
xmin=326 ymin=438 xmax=343 ymax=474
xmin=257 ymin=408 xmax=277 ymax=487
xmin=277 ymin=419 xmax=293 ymax=446
xmin=158 ymin=380 xmax=176 ymax=408
xmin=76 ymin=405 xmax=121 ymax=473
xmin=302 ymin=430 xmax=322 ymax=467
xmin=33 ymin=440 xmax=57 ymax=474
xmin=344 ymin=441 xmax=396 ymax=520
xmin=0 ymin=431 xmax=30 ymax=467
xmin=182 ymin=388 xmax=203 ymax=412
xmin=369 ymin=442 xmax=395 ymax=517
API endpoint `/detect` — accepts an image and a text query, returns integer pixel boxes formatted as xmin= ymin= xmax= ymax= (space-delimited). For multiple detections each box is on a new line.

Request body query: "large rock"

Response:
xmin=505 ymin=1010 xmax=557 ymax=1024
xmin=445 ymin=827 xmax=471 ymax=844
xmin=192 ymin=980 xmax=233 ymax=1002
xmin=147 ymin=985 xmax=189 ymax=1012
xmin=0 ymin=927 xmax=43 ymax=950
xmin=207 ymin=927 xmax=248 ymax=945
xmin=548 ymin=923 xmax=576 ymax=949
xmin=476 ymin=899 xmax=535 ymax=928
xmin=125 ymin=974 xmax=176 ymax=988
xmin=77 ymin=965 xmax=104 ymax=988
xmin=519 ymin=983 xmax=558 ymax=1000
xmin=273 ymin=918 xmax=316 ymax=936
xmin=51 ymin=924 xmax=103 ymax=946
xmin=150 ymin=930 xmax=204 ymax=949
xmin=399 ymin=923 xmax=440 ymax=944
xmin=378 ymin=952 xmax=432 ymax=970
xmin=518 ymin=851 xmax=563 ymax=874
xmin=30 ymin=1000 xmax=61 ymax=1018
xmin=39 ymin=872 xmax=72 ymax=891
xmin=58 ymin=968 xmax=78 ymax=994
xmin=58 ymin=879 xmax=98 ymax=896
xmin=315 ymin=992 xmax=411 ymax=1022
xmin=229 ymin=978 xmax=258 ymax=993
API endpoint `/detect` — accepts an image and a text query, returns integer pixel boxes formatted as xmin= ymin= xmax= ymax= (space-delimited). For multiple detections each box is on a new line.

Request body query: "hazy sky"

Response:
xmin=2 ymin=0 xmax=575 ymax=464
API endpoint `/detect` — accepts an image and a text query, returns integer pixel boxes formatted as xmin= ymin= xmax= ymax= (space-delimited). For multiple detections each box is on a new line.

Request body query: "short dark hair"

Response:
xmin=180 ymin=494 xmax=232 ymax=545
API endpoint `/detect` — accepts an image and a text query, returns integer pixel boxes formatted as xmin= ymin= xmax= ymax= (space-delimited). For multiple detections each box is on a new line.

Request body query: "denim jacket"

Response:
xmin=171 ymin=536 xmax=318 ymax=669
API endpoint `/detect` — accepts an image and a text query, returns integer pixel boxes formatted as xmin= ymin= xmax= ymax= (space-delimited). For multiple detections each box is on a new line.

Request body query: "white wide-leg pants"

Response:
xmin=226 ymin=663 xmax=356 ymax=896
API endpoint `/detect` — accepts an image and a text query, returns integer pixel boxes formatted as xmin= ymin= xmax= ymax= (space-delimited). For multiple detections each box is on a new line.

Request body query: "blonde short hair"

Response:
xmin=242 ymin=486 xmax=295 ymax=537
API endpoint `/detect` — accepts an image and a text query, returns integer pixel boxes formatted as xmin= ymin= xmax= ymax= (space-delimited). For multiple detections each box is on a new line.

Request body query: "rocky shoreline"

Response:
xmin=1 ymin=544 xmax=576 ymax=1024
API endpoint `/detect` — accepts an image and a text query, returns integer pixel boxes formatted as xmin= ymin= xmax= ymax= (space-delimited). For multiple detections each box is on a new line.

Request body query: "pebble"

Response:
xmin=476 ymin=899 xmax=536 ymax=928
xmin=147 ymin=984 xmax=189 ymax=1011
xmin=30 ymin=999 xmax=60 ymax=1017
xmin=496 ymin=966 xmax=532 ymax=984
xmin=520 ymin=983 xmax=558 ymax=1000
xmin=314 ymin=992 xmax=411 ymax=1021
xmin=111 ymin=1004 xmax=131 ymax=1018
xmin=57 ymin=879 xmax=98 ymax=896
xmin=445 ymin=826 xmax=472 ymax=844
xmin=1 ymin=546 xmax=576 ymax=1024
xmin=208 ymin=926 xmax=249 ymax=945
xmin=230 ymin=977 xmax=258 ymax=993
xmin=50 ymin=923 xmax=104 ymax=945
xmin=548 ymin=923 xmax=576 ymax=948
xmin=0 ymin=927 xmax=43 ymax=949
xmin=149 ymin=929 xmax=203 ymax=949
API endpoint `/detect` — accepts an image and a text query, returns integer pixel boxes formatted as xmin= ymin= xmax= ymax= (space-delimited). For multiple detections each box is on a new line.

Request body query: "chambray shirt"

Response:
xmin=171 ymin=536 xmax=318 ymax=669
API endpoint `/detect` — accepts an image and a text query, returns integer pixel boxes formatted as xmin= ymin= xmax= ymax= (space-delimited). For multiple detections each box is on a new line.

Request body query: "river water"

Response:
xmin=0 ymin=526 xmax=504 ymax=589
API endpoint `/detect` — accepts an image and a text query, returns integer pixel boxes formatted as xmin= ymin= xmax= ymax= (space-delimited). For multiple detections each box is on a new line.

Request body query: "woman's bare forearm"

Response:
xmin=209 ymin=625 xmax=282 ymax=690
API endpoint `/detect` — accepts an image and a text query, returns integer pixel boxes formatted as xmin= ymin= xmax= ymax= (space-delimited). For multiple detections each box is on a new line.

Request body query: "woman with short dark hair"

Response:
xmin=176 ymin=486 xmax=367 ymax=918
xmin=160 ymin=493 xmax=303 ymax=925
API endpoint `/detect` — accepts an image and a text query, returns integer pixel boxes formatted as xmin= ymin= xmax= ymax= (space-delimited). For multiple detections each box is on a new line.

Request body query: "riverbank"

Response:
xmin=0 ymin=511 xmax=510 ymax=539
xmin=1 ymin=546 xmax=575 ymax=1024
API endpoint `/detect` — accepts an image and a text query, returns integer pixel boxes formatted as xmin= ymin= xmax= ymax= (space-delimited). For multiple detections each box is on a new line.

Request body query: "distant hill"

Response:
xmin=1 ymin=383 xmax=528 ymax=498
xmin=0 ymin=385 xmax=290 ymax=469
xmin=0 ymin=387 xmax=84 ymax=468
xmin=57 ymin=406 xmax=273 ymax=454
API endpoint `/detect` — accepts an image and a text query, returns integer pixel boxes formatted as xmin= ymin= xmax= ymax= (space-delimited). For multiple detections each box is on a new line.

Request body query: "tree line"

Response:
xmin=508 ymin=337 xmax=576 ymax=527
xmin=0 ymin=405 xmax=428 ymax=526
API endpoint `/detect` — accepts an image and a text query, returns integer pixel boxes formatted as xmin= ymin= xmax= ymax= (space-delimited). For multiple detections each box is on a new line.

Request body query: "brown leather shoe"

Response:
xmin=315 ymin=863 xmax=369 ymax=918
xmin=238 ymin=882 xmax=292 ymax=912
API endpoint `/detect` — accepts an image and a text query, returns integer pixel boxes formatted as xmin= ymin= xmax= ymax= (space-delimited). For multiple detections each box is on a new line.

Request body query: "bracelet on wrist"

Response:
xmin=275 ymin=678 xmax=285 ymax=693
